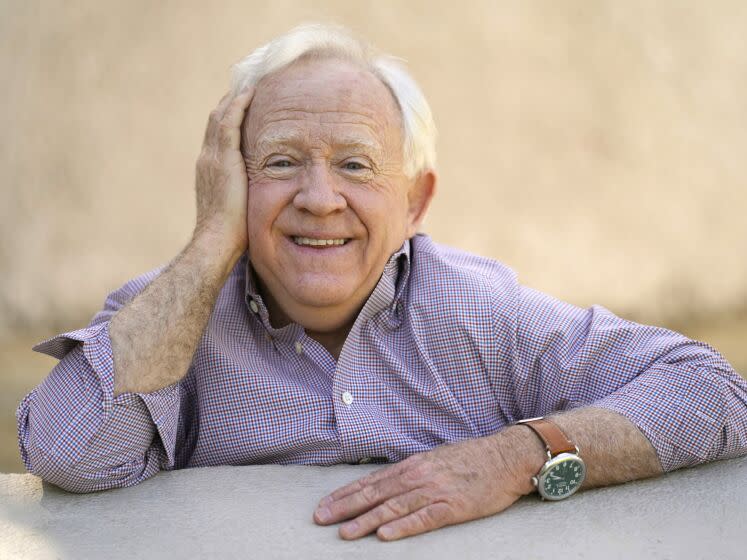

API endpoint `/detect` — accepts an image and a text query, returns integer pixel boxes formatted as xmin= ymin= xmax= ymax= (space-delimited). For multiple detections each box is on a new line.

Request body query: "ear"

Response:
xmin=405 ymin=170 xmax=437 ymax=238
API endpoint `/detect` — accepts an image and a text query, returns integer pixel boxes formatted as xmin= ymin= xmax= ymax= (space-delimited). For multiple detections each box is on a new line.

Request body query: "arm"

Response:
xmin=110 ymin=232 xmax=241 ymax=396
xmin=113 ymin=87 xmax=255 ymax=395
xmin=512 ymin=287 xmax=747 ymax=472
xmin=309 ymin=407 xmax=663 ymax=541
xmin=16 ymin=87 xmax=255 ymax=492
xmin=312 ymin=288 xmax=747 ymax=540
xmin=513 ymin=407 xmax=663 ymax=492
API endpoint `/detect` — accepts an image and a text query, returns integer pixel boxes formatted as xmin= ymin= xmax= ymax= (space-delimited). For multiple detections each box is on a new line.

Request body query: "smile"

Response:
xmin=292 ymin=236 xmax=349 ymax=247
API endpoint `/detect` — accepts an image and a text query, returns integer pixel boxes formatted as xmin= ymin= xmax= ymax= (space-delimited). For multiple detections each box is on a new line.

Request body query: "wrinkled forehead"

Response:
xmin=242 ymin=57 xmax=403 ymax=155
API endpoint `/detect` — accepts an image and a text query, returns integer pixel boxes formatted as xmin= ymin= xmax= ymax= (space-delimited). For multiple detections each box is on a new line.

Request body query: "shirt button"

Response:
xmin=249 ymin=300 xmax=259 ymax=314
xmin=294 ymin=341 xmax=303 ymax=355
xmin=358 ymin=457 xmax=372 ymax=464
xmin=341 ymin=391 xmax=354 ymax=405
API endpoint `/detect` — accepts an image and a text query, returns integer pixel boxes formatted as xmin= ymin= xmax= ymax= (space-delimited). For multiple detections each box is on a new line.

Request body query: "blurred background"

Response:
xmin=2 ymin=0 xmax=746 ymax=473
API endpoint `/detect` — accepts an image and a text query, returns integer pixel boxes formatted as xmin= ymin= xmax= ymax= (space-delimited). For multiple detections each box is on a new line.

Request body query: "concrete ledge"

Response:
xmin=2 ymin=456 xmax=745 ymax=559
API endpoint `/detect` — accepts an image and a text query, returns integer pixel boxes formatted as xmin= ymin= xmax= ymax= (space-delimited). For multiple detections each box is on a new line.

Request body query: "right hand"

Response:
xmin=193 ymin=87 xmax=255 ymax=257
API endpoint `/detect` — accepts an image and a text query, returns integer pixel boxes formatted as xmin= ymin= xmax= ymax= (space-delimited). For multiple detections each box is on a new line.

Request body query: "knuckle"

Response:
xmin=359 ymin=472 xmax=378 ymax=487
xmin=418 ymin=507 xmax=442 ymax=528
xmin=360 ymin=484 xmax=380 ymax=504
xmin=408 ymin=461 xmax=434 ymax=481
xmin=428 ymin=504 xmax=453 ymax=526
xmin=345 ymin=479 xmax=365 ymax=496
xmin=381 ymin=498 xmax=407 ymax=518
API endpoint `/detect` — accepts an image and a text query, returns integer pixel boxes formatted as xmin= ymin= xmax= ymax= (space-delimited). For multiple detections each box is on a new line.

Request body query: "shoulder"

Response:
xmin=410 ymin=234 xmax=518 ymax=298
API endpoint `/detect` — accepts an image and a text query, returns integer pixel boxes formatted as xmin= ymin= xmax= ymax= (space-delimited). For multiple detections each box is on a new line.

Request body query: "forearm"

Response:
xmin=497 ymin=407 xmax=663 ymax=496
xmin=111 ymin=232 xmax=242 ymax=395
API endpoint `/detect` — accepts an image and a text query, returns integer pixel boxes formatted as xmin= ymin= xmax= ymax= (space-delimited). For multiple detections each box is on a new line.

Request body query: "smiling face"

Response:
xmin=242 ymin=56 xmax=435 ymax=334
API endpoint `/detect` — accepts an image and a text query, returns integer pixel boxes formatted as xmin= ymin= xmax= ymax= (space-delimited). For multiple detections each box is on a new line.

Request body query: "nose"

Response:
xmin=292 ymin=162 xmax=347 ymax=216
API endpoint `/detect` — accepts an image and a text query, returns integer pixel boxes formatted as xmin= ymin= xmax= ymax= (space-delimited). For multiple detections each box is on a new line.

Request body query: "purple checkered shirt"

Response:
xmin=17 ymin=234 xmax=747 ymax=492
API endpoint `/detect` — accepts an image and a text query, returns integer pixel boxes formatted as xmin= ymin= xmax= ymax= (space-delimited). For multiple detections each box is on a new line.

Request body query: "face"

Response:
xmin=242 ymin=57 xmax=434 ymax=332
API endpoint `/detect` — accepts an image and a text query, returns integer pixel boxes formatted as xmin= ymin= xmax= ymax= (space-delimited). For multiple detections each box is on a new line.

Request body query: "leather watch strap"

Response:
xmin=516 ymin=417 xmax=577 ymax=456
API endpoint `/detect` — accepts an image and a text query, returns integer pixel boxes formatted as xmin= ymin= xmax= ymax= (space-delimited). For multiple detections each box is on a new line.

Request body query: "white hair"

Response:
xmin=231 ymin=23 xmax=437 ymax=177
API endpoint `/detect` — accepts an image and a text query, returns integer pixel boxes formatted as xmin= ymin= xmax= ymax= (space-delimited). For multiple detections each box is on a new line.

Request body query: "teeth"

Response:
xmin=293 ymin=237 xmax=348 ymax=246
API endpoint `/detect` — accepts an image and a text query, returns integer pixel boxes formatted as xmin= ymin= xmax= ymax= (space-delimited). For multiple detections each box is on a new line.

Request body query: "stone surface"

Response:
xmin=1 ymin=456 xmax=745 ymax=559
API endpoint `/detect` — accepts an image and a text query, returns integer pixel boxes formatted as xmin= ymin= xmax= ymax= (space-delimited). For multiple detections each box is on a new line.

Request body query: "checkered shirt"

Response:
xmin=17 ymin=234 xmax=747 ymax=492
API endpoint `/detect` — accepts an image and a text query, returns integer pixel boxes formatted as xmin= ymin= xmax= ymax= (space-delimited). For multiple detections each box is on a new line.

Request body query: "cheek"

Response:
xmin=246 ymin=195 xmax=285 ymax=274
xmin=246 ymin=181 xmax=292 ymax=240
xmin=354 ymin=184 xmax=409 ymax=235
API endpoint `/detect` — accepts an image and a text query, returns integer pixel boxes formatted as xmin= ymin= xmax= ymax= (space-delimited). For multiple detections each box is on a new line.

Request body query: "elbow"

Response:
xmin=17 ymin=377 xmax=164 ymax=493
xmin=24 ymin=445 xmax=155 ymax=493
xmin=18 ymin=442 xmax=163 ymax=493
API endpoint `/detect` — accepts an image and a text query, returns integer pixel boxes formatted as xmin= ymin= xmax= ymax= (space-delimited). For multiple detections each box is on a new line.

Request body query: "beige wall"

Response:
xmin=2 ymin=0 xmax=746 ymax=334
xmin=2 ymin=0 xmax=747 ymax=473
xmin=3 ymin=0 xmax=747 ymax=334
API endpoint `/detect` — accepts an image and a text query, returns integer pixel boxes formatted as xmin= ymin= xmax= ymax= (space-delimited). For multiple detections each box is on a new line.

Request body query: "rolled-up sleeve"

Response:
xmin=16 ymin=268 xmax=183 ymax=493
xmin=513 ymin=286 xmax=747 ymax=472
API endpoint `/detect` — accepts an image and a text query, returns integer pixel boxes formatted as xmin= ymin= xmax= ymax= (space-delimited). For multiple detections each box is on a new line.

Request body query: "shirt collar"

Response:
xmin=244 ymin=238 xmax=412 ymax=325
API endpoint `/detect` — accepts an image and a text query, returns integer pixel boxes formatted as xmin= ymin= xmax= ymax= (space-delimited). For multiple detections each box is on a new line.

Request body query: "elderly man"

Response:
xmin=17 ymin=24 xmax=747 ymax=541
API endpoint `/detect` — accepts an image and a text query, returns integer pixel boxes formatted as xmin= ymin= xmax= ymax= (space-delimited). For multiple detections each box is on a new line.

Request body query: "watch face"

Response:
xmin=539 ymin=454 xmax=586 ymax=501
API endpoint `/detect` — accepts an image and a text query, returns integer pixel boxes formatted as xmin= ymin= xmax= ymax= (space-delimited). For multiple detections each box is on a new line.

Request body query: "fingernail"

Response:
xmin=318 ymin=496 xmax=333 ymax=507
xmin=315 ymin=507 xmax=331 ymax=522
xmin=378 ymin=526 xmax=394 ymax=539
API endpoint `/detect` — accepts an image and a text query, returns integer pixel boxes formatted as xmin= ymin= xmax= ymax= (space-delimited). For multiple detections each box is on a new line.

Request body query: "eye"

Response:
xmin=268 ymin=159 xmax=294 ymax=168
xmin=341 ymin=160 xmax=369 ymax=171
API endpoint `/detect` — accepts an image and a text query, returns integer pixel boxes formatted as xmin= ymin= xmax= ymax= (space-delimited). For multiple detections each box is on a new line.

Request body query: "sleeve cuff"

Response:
xmin=590 ymin=364 xmax=725 ymax=472
xmin=33 ymin=323 xmax=182 ymax=468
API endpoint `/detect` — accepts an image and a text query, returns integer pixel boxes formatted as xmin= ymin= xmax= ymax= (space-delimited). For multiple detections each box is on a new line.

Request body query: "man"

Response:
xmin=17 ymin=24 xmax=747 ymax=541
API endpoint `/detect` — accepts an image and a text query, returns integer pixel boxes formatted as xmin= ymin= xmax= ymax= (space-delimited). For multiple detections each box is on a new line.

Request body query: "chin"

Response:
xmin=281 ymin=280 xmax=361 ymax=333
xmin=287 ymin=279 xmax=355 ymax=308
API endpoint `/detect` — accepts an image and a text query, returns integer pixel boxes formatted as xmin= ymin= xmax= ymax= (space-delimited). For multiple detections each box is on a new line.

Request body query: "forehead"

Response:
xmin=244 ymin=57 xmax=403 ymax=152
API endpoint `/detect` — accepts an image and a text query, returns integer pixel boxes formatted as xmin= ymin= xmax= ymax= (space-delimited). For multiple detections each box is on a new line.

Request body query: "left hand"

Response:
xmin=313 ymin=431 xmax=540 ymax=541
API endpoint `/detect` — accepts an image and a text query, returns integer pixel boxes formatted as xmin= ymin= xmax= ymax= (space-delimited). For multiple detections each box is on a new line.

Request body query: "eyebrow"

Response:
xmin=255 ymin=131 xmax=384 ymax=159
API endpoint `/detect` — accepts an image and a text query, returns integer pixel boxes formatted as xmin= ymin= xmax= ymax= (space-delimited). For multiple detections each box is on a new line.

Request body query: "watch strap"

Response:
xmin=516 ymin=417 xmax=577 ymax=456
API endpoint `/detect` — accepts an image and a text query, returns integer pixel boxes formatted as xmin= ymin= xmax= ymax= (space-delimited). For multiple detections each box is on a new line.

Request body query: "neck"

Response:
xmin=255 ymin=275 xmax=356 ymax=360
xmin=305 ymin=324 xmax=353 ymax=360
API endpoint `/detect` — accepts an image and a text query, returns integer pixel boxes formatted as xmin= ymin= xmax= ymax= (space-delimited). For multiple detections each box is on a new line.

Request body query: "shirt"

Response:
xmin=17 ymin=234 xmax=747 ymax=493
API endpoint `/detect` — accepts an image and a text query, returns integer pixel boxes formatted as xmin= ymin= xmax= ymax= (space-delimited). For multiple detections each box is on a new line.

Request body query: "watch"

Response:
xmin=516 ymin=416 xmax=586 ymax=501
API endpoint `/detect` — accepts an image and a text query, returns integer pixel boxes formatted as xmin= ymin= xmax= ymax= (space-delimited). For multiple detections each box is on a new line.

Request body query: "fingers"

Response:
xmin=314 ymin=467 xmax=416 ymax=526
xmin=222 ymin=87 xmax=255 ymax=130
xmin=203 ymin=91 xmax=233 ymax=146
xmin=317 ymin=457 xmax=417 ymax=507
xmin=337 ymin=489 xmax=432 ymax=540
xmin=203 ymin=87 xmax=255 ymax=152
xmin=218 ymin=87 xmax=255 ymax=152
xmin=375 ymin=502 xmax=454 ymax=541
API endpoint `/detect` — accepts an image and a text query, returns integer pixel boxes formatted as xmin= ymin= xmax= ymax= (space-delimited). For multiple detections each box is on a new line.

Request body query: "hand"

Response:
xmin=313 ymin=431 xmax=541 ymax=541
xmin=193 ymin=87 xmax=255 ymax=257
